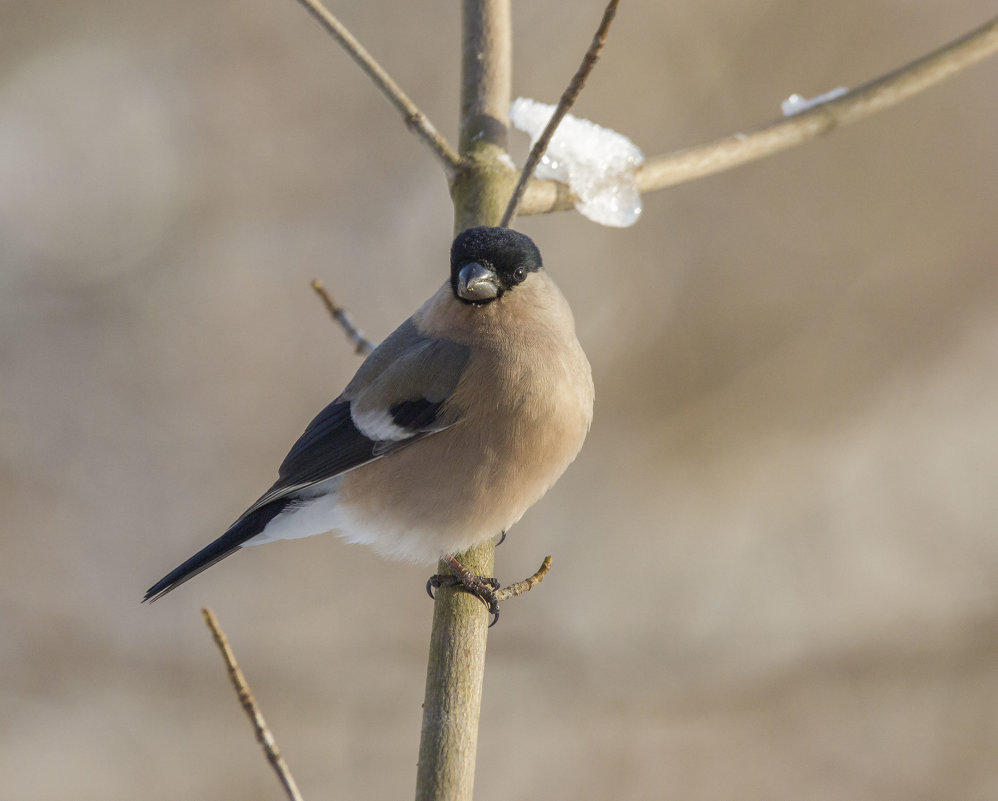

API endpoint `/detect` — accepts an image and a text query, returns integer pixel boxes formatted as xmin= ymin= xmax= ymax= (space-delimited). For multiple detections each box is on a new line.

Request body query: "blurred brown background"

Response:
xmin=3 ymin=1 xmax=997 ymax=799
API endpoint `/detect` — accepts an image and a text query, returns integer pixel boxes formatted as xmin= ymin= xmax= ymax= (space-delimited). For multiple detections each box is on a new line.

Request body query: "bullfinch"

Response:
xmin=144 ymin=226 xmax=594 ymax=614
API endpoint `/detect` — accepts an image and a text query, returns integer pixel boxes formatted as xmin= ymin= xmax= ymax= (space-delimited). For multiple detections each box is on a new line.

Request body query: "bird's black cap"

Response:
xmin=450 ymin=227 xmax=543 ymax=301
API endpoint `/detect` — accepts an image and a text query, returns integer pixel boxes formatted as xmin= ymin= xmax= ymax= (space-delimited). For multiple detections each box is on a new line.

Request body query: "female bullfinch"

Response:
xmin=145 ymin=227 xmax=594 ymax=608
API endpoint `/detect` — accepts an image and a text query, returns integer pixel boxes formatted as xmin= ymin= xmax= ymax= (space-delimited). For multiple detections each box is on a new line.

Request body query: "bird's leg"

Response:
xmin=426 ymin=552 xmax=501 ymax=626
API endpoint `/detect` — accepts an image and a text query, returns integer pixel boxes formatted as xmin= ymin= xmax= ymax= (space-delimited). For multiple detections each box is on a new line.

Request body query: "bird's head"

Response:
xmin=450 ymin=227 xmax=543 ymax=305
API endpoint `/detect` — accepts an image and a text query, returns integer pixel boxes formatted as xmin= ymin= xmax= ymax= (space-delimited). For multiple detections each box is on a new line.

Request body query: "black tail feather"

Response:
xmin=143 ymin=500 xmax=290 ymax=602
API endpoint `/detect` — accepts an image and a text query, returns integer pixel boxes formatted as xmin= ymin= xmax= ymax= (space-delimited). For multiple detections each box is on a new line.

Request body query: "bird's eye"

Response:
xmin=512 ymin=266 xmax=527 ymax=283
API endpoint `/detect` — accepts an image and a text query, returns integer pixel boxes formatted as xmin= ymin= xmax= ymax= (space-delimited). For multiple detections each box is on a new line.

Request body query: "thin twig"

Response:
xmin=518 ymin=14 xmax=998 ymax=215
xmin=498 ymin=0 xmax=620 ymax=227
xmin=202 ymin=608 xmax=305 ymax=801
xmin=311 ymin=279 xmax=375 ymax=356
xmin=292 ymin=0 xmax=463 ymax=175
xmin=495 ymin=555 xmax=552 ymax=602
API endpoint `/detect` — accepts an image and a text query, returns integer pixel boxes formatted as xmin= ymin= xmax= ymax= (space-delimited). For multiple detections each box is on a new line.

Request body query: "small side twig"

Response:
xmin=202 ymin=608 xmax=305 ymax=801
xmin=518 ymin=14 xmax=998 ymax=215
xmin=495 ymin=555 xmax=552 ymax=602
xmin=499 ymin=0 xmax=620 ymax=228
xmin=311 ymin=279 xmax=375 ymax=356
xmin=292 ymin=0 xmax=462 ymax=175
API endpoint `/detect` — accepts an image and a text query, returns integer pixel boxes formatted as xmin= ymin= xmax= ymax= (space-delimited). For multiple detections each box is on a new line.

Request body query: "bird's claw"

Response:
xmin=426 ymin=573 xmax=502 ymax=626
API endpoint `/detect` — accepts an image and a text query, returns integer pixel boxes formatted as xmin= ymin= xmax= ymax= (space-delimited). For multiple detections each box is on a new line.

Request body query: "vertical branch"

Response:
xmin=415 ymin=541 xmax=494 ymax=801
xmin=457 ymin=0 xmax=511 ymax=155
xmin=414 ymin=3 xmax=512 ymax=800
xmin=450 ymin=0 xmax=518 ymax=233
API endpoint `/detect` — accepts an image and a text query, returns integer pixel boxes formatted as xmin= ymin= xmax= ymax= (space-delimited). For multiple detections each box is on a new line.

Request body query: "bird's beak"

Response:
xmin=457 ymin=262 xmax=500 ymax=301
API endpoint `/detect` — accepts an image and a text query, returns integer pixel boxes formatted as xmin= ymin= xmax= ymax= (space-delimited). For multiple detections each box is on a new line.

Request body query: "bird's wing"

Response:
xmin=240 ymin=319 xmax=470 ymax=517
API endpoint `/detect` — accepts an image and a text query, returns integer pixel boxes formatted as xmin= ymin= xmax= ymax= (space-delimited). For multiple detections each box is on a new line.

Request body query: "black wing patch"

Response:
xmin=390 ymin=398 xmax=445 ymax=433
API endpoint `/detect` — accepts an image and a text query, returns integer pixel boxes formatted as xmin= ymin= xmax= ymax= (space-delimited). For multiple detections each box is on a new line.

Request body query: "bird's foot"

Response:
xmin=426 ymin=553 xmax=502 ymax=626
xmin=425 ymin=574 xmax=501 ymax=626
xmin=495 ymin=530 xmax=507 ymax=547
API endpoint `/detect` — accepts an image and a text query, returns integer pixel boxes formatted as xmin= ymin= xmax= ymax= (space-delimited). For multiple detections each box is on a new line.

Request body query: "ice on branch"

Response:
xmin=781 ymin=87 xmax=849 ymax=116
xmin=510 ymin=97 xmax=643 ymax=227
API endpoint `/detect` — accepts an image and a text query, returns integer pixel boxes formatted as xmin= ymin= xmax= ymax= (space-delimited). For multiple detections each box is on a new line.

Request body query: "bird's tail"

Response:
xmin=143 ymin=500 xmax=289 ymax=602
